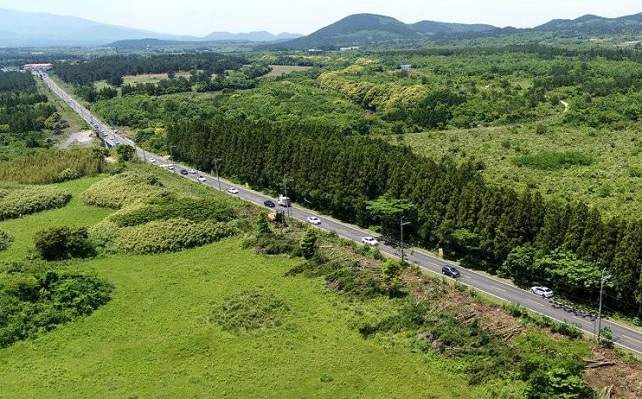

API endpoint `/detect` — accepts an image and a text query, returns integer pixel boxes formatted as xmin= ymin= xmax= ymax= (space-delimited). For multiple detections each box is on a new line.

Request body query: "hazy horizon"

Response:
xmin=0 ymin=0 xmax=640 ymax=36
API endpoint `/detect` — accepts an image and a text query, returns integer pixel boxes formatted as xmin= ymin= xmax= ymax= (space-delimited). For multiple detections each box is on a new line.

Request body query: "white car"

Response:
xmin=188 ymin=169 xmax=197 ymax=174
xmin=167 ymin=165 xmax=174 ymax=170
xmin=227 ymin=187 xmax=239 ymax=194
xmin=197 ymin=175 xmax=207 ymax=183
xmin=307 ymin=216 xmax=321 ymax=225
xmin=530 ymin=286 xmax=554 ymax=298
xmin=148 ymin=157 xmax=156 ymax=163
xmin=361 ymin=236 xmax=379 ymax=246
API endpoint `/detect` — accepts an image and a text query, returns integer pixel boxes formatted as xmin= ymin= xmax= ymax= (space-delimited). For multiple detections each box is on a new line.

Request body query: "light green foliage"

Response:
xmin=0 ymin=186 xmax=71 ymax=220
xmin=512 ymin=152 xmax=595 ymax=171
xmin=0 ymin=148 xmax=108 ymax=184
xmin=381 ymin=259 xmax=403 ymax=292
xmin=81 ymin=171 xmax=170 ymax=209
xmin=109 ymin=218 xmax=240 ymax=255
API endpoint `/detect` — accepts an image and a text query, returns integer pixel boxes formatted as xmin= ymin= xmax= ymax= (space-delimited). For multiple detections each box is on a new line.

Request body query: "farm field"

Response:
xmin=264 ymin=64 xmax=313 ymax=78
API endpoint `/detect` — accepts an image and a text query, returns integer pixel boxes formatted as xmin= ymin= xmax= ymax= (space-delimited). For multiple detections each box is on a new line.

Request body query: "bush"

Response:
xmin=82 ymin=171 xmax=170 ymax=209
xmin=0 ymin=265 xmax=112 ymax=347
xmin=0 ymin=229 xmax=14 ymax=251
xmin=33 ymin=226 xmax=96 ymax=261
xmin=109 ymin=197 xmax=235 ymax=226
xmin=0 ymin=186 xmax=72 ymax=220
xmin=113 ymin=218 xmax=240 ymax=255
xmin=512 ymin=151 xmax=594 ymax=171
xmin=211 ymin=288 xmax=291 ymax=333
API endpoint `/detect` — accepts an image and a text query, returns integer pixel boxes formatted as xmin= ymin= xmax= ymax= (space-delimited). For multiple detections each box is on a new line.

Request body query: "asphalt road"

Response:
xmin=39 ymin=72 xmax=642 ymax=355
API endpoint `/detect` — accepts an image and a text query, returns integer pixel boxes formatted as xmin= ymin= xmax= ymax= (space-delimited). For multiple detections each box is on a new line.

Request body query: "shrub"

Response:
xmin=299 ymin=227 xmax=318 ymax=260
xmin=33 ymin=226 xmax=96 ymax=261
xmin=0 ymin=148 xmax=107 ymax=184
xmin=0 ymin=229 xmax=13 ymax=251
xmin=0 ymin=186 xmax=72 ymax=220
xmin=0 ymin=266 xmax=112 ymax=347
xmin=211 ymin=288 xmax=291 ymax=333
xmin=109 ymin=197 xmax=235 ymax=226
xmin=113 ymin=218 xmax=240 ymax=255
xmin=82 ymin=172 xmax=170 ymax=209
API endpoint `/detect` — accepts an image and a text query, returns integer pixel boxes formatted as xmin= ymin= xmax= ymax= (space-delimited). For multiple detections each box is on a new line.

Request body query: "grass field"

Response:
xmin=122 ymin=72 xmax=192 ymax=86
xmin=0 ymin=173 xmax=486 ymax=398
xmin=398 ymin=123 xmax=642 ymax=217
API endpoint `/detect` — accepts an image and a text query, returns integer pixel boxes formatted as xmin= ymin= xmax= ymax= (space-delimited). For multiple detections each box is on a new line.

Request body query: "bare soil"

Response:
xmin=584 ymin=347 xmax=642 ymax=398
xmin=264 ymin=65 xmax=313 ymax=78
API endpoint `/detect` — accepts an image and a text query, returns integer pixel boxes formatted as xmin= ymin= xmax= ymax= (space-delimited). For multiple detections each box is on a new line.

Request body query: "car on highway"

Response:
xmin=227 ymin=187 xmax=239 ymax=194
xmin=180 ymin=169 xmax=188 ymax=175
xmin=530 ymin=286 xmax=554 ymax=298
xmin=361 ymin=236 xmax=379 ymax=246
xmin=188 ymin=169 xmax=197 ymax=174
xmin=166 ymin=165 xmax=174 ymax=170
xmin=197 ymin=175 xmax=206 ymax=183
xmin=307 ymin=216 xmax=321 ymax=225
xmin=148 ymin=158 xmax=156 ymax=163
xmin=263 ymin=200 xmax=275 ymax=207
xmin=441 ymin=265 xmax=461 ymax=278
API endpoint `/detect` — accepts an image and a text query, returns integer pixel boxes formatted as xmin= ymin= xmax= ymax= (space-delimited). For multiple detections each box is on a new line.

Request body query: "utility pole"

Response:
xmin=282 ymin=176 xmax=293 ymax=218
xmin=169 ymin=145 xmax=177 ymax=170
xmin=596 ymin=268 xmax=613 ymax=340
xmin=212 ymin=158 xmax=222 ymax=191
xmin=400 ymin=216 xmax=411 ymax=264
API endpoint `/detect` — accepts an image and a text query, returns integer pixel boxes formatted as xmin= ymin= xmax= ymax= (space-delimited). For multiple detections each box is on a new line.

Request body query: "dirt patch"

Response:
xmin=264 ymin=65 xmax=313 ymax=78
xmin=584 ymin=347 xmax=642 ymax=398
xmin=59 ymin=130 xmax=98 ymax=149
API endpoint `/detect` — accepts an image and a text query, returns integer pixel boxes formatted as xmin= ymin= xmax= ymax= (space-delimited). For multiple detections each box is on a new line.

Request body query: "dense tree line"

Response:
xmin=168 ymin=117 xmax=642 ymax=316
xmin=121 ymin=76 xmax=192 ymax=96
xmin=54 ymin=53 xmax=248 ymax=86
xmin=0 ymin=72 xmax=57 ymax=153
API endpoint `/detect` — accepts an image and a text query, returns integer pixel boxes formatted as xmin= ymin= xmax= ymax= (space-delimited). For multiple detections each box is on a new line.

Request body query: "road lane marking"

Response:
xmin=622 ymin=334 xmax=642 ymax=347
xmin=489 ymin=285 xmax=507 ymax=292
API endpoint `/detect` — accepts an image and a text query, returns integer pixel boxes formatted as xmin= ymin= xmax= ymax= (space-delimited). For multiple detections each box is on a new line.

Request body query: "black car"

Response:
xmin=441 ymin=265 xmax=460 ymax=278
xmin=180 ymin=169 xmax=188 ymax=175
xmin=263 ymin=200 xmax=276 ymax=208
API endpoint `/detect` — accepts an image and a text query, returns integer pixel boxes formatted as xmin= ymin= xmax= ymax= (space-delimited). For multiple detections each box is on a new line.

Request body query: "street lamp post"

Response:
xmin=212 ymin=158 xmax=222 ymax=191
xmin=169 ymin=145 xmax=177 ymax=170
xmin=400 ymin=216 xmax=411 ymax=264
xmin=596 ymin=268 xmax=613 ymax=340
xmin=282 ymin=176 xmax=293 ymax=218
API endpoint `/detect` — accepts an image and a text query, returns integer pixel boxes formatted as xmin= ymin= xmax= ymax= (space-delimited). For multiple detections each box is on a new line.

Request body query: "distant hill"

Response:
xmin=270 ymin=14 xmax=422 ymax=50
xmin=0 ymin=8 xmax=301 ymax=47
xmin=535 ymin=12 xmax=642 ymax=33
xmin=204 ymin=31 xmax=302 ymax=41
xmin=267 ymin=13 xmax=499 ymax=50
xmin=411 ymin=20 xmax=495 ymax=34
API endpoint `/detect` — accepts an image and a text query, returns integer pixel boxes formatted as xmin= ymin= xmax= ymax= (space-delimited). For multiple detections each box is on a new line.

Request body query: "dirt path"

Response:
xmin=59 ymin=130 xmax=97 ymax=149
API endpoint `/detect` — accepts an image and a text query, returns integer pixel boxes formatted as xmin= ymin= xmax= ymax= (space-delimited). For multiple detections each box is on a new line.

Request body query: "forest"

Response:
xmin=0 ymin=72 xmax=59 ymax=159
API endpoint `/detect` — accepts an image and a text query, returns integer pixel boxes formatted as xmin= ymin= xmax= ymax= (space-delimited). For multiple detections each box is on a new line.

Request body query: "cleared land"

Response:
xmin=264 ymin=65 xmax=313 ymax=78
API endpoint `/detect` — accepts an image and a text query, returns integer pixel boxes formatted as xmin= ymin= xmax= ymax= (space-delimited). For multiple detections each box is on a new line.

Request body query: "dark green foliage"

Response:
xmin=242 ymin=232 xmax=299 ymax=256
xmin=512 ymin=152 xmax=595 ymax=171
xmin=33 ymin=226 xmax=95 ymax=261
xmin=211 ymin=288 xmax=291 ymax=333
xmin=54 ymin=53 xmax=248 ymax=86
xmin=299 ymin=227 xmax=318 ymax=260
xmin=526 ymin=367 xmax=593 ymax=399
xmin=0 ymin=264 xmax=112 ymax=347
xmin=0 ymin=229 xmax=14 ymax=251
xmin=109 ymin=197 xmax=235 ymax=227
xmin=115 ymin=145 xmax=135 ymax=162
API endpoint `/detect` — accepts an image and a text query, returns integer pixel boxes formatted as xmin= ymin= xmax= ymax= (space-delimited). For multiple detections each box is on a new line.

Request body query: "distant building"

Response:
xmin=23 ymin=63 xmax=53 ymax=71
xmin=339 ymin=46 xmax=360 ymax=51
xmin=308 ymin=49 xmax=324 ymax=53
xmin=399 ymin=64 xmax=412 ymax=71
xmin=1 ymin=66 xmax=20 ymax=72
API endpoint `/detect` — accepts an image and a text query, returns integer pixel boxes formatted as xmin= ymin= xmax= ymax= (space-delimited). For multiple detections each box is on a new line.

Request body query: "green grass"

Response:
xmin=0 ymin=172 xmax=483 ymax=398
xmin=0 ymin=177 xmax=111 ymax=261
xmin=0 ymin=238 xmax=483 ymax=398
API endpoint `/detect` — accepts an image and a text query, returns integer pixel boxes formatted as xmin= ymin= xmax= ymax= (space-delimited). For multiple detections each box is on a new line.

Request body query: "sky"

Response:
xmin=0 ymin=0 xmax=640 ymax=36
